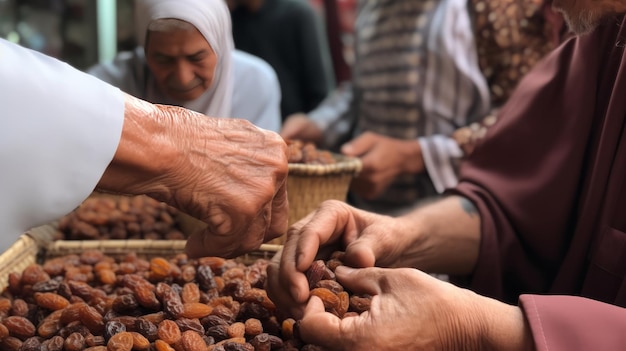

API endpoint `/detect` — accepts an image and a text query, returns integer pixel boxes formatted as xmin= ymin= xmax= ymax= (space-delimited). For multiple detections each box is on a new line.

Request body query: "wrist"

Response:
xmin=476 ymin=294 xmax=536 ymax=351
xmin=98 ymin=94 xmax=175 ymax=200
xmin=400 ymin=139 xmax=423 ymax=174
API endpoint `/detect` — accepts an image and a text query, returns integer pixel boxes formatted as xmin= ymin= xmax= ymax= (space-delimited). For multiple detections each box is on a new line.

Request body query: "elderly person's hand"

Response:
xmin=266 ymin=196 xmax=482 ymax=317
xmin=99 ymin=94 xmax=289 ymax=258
xmin=266 ymin=200 xmax=408 ymax=317
xmin=295 ymin=266 xmax=533 ymax=351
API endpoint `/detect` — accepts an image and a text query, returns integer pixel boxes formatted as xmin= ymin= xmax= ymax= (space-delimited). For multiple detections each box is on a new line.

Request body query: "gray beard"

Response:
xmin=561 ymin=8 xmax=600 ymax=35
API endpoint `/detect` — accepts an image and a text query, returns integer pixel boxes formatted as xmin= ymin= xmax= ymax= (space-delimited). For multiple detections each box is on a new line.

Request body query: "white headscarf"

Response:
xmin=134 ymin=0 xmax=234 ymax=117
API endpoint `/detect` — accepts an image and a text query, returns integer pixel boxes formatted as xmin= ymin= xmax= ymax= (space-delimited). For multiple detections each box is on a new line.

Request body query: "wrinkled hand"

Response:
xmin=266 ymin=200 xmax=412 ymax=318
xmin=280 ymin=113 xmax=323 ymax=144
xmin=298 ymin=266 xmax=531 ymax=351
xmin=341 ymin=132 xmax=424 ymax=199
xmin=173 ymin=113 xmax=289 ymax=258
xmin=100 ymin=95 xmax=289 ymax=259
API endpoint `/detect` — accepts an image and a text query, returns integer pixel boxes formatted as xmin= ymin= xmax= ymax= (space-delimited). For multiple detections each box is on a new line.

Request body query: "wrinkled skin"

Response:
xmin=296 ymin=266 xmax=487 ymax=351
xmin=266 ymin=201 xmax=529 ymax=351
xmin=341 ymin=132 xmax=424 ymax=200
xmin=99 ymin=94 xmax=289 ymax=258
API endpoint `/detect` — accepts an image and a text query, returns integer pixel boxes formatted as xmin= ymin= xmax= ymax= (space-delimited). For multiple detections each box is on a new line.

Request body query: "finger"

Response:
xmin=341 ymin=132 xmax=374 ymax=156
xmin=185 ymin=208 xmax=265 ymax=259
xmin=266 ymin=178 xmax=289 ymax=242
xmin=298 ymin=296 xmax=347 ymax=349
xmin=266 ymin=249 xmax=308 ymax=318
xmin=342 ymin=239 xmax=377 ymax=268
xmin=333 ymin=266 xmax=385 ymax=296
xmin=279 ymin=217 xmax=318 ymax=304
xmin=184 ymin=227 xmax=237 ymax=258
xmin=294 ymin=201 xmax=354 ymax=272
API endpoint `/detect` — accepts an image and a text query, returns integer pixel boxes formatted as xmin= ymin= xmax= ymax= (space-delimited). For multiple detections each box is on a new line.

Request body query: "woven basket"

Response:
xmin=0 ymin=224 xmax=281 ymax=292
xmin=287 ymin=154 xmax=362 ymax=225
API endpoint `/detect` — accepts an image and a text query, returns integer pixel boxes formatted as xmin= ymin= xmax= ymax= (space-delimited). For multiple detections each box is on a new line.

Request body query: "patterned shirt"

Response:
xmin=308 ymin=0 xmax=561 ymax=214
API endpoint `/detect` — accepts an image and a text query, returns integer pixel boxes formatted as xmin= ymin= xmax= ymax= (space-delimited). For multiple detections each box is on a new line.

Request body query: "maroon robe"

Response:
xmin=450 ymin=14 xmax=626 ymax=349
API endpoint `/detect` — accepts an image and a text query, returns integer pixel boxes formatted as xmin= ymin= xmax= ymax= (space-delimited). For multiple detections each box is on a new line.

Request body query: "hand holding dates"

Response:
xmin=297 ymin=266 xmax=533 ymax=351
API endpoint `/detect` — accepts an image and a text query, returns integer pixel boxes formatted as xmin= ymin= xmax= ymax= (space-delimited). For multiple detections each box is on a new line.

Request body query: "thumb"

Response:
xmin=341 ymin=133 xmax=375 ymax=156
xmin=343 ymin=239 xmax=377 ymax=268
xmin=298 ymin=296 xmax=347 ymax=349
xmin=333 ymin=266 xmax=383 ymax=296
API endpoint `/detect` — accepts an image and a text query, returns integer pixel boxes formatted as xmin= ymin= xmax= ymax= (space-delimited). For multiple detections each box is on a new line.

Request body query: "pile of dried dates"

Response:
xmin=286 ymin=140 xmax=336 ymax=165
xmin=0 ymin=250 xmax=371 ymax=350
xmin=56 ymin=195 xmax=186 ymax=241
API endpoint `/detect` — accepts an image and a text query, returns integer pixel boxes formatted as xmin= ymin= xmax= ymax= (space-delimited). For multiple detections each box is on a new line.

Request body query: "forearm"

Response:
xmin=97 ymin=94 xmax=177 ymax=200
xmin=475 ymin=293 xmax=535 ymax=351
xmin=394 ymin=195 xmax=481 ymax=275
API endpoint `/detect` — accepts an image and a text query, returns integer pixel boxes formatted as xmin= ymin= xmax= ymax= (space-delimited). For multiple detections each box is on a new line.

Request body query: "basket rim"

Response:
xmin=288 ymin=154 xmax=362 ymax=176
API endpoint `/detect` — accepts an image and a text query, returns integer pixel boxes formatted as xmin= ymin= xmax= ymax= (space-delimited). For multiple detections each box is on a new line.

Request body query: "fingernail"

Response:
xmin=335 ymin=266 xmax=354 ymax=275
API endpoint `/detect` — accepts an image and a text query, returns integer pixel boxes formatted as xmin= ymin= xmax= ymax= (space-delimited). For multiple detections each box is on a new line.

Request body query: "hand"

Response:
xmin=297 ymin=266 xmax=533 ymax=351
xmin=99 ymin=94 xmax=289 ymax=258
xmin=266 ymin=200 xmax=413 ymax=318
xmin=280 ymin=113 xmax=323 ymax=144
xmin=341 ymin=132 xmax=424 ymax=199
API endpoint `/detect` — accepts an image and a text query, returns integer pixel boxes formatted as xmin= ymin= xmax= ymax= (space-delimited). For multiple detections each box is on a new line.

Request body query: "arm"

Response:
xmin=267 ymin=196 xmax=480 ymax=315
xmin=280 ymin=82 xmax=353 ymax=147
xmin=1 ymin=39 xmax=289 ymax=258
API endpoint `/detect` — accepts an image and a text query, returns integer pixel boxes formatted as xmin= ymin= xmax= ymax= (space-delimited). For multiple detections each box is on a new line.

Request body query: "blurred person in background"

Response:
xmin=1 ymin=38 xmax=288 ymax=258
xmin=226 ymin=0 xmax=333 ymax=121
xmin=281 ymin=0 xmax=565 ymax=216
xmin=88 ymin=0 xmax=281 ymax=133
xmin=268 ymin=0 xmax=626 ymax=346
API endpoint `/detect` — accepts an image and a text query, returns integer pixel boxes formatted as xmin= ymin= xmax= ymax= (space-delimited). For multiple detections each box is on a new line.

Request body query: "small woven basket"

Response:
xmin=0 ymin=225 xmax=281 ymax=291
xmin=286 ymin=154 xmax=362 ymax=225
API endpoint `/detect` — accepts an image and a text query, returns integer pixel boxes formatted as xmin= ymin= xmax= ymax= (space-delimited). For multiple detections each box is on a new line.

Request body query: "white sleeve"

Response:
xmin=0 ymin=39 xmax=124 ymax=250
xmin=419 ymin=135 xmax=463 ymax=193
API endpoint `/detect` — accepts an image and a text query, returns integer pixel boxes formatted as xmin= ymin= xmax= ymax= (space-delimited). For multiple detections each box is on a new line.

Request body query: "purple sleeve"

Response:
xmin=520 ymin=295 xmax=626 ymax=351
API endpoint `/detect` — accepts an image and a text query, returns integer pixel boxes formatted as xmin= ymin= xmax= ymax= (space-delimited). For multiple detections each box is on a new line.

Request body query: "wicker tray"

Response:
xmin=0 ymin=224 xmax=281 ymax=292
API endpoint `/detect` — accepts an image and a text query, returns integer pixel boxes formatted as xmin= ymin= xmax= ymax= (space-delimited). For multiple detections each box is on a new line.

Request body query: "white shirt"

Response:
xmin=0 ymin=39 xmax=124 ymax=251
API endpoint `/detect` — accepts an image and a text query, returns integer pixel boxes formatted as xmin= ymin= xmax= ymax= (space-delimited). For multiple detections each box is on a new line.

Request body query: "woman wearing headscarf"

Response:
xmin=88 ymin=0 xmax=281 ymax=132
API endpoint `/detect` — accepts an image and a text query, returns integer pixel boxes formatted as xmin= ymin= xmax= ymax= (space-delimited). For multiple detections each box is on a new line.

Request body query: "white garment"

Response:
xmin=231 ymin=50 xmax=281 ymax=133
xmin=88 ymin=48 xmax=281 ymax=132
xmin=0 ymin=39 xmax=124 ymax=251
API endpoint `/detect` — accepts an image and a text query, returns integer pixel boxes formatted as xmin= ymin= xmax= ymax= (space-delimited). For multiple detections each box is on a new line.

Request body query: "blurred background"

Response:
xmin=0 ymin=0 xmax=355 ymax=76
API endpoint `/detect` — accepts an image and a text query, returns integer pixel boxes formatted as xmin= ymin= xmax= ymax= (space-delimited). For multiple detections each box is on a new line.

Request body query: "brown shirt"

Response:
xmin=451 ymin=14 xmax=626 ymax=349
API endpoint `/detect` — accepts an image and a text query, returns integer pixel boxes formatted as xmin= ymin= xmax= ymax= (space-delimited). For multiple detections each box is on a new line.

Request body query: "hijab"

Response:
xmin=134 ymin=0 xmax=234 ymax=117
